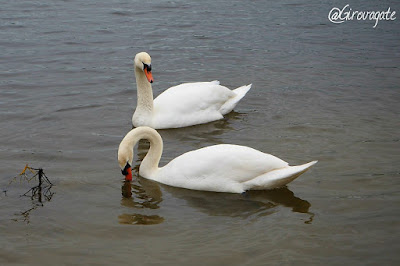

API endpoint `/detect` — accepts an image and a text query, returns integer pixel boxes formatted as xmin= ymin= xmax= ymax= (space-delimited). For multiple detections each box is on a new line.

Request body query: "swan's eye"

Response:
xmin=143 ymin=63 xmax=152 ymax=72
xmin=121 ymin=162 xmax=131 ymax=176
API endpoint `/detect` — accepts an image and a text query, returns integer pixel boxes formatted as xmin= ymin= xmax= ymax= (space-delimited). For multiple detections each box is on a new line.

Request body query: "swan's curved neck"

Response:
xmin=134 ymin=67 xmax=154 ymax=116
xmin=121 ymin=127 xmax=163 ymax=178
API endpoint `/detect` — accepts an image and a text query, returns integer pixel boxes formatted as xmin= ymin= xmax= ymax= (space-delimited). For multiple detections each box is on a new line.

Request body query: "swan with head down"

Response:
xmin=118 ymin=126 xmax=317 ymax=193
xmin=132 ymin=52 xmax=252 ymax=129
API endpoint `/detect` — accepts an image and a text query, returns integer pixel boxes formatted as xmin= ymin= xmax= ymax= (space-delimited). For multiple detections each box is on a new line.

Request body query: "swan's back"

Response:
xmin=154 ymin=144 xmax=289 ymax=192
xmin=152 ymin=81 xmax=235 ymax=128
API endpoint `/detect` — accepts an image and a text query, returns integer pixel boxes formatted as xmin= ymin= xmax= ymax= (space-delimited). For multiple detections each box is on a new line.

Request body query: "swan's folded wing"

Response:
xmin=152 ymin=82 xmax=235 ymax=128
xmin=157 ymin=144 xmax=288 ymax=186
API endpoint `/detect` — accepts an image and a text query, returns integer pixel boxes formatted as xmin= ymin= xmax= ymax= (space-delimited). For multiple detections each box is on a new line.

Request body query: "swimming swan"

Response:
xmin=132 ymin=52 xmax=251 ymax=129
xmin=118 ymin=127 xmax=318 ymax=193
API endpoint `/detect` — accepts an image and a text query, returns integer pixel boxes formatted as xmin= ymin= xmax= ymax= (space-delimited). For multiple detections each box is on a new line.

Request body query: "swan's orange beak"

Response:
xmin=144 ymin=68 xmax=153 ymax=83
xmin=122 ymin=163 xmax=132 ymax=181
xmin=125 ymin=167 xmax=132 ymax=181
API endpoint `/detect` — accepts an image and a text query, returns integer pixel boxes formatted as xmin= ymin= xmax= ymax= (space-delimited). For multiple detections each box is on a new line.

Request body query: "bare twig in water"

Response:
xmin=7 ymin=165 xmax=55 ymax=223
xmin=21 ymin=167 xmax=54 ymax=205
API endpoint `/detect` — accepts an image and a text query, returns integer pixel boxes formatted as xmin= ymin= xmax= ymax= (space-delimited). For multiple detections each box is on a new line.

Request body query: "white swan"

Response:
xmin=118 ymin=127 xmax=318 ymax=193
xmin=131 ymin=52 xmax=251 ymax=129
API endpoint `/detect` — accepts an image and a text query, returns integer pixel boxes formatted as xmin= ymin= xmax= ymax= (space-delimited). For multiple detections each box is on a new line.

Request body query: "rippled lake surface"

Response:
xmin=1 ymin=0 xmax=399 ymax=265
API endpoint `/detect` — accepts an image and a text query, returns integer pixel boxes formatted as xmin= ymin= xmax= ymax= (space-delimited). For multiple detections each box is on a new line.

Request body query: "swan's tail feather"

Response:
xmin=219 ymin=84 xmax=252 ymax=115
xmin=243 ymin=160 xmax=317 ymax=190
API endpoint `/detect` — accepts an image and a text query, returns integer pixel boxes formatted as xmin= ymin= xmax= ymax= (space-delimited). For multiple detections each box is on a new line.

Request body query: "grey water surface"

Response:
xmin=1 ymin=0 xmax=399 ymax=265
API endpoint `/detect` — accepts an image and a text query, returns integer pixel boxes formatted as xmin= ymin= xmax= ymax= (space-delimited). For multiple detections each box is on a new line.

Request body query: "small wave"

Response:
xmin=110 ymin=10 xmax=133 ymax=16
xmin=55 ymin=104 xmax=103 ymax=113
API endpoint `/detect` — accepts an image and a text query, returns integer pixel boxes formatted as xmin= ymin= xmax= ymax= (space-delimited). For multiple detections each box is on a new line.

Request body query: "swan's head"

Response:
xmin=118 ymin=146 xmax=133 ymax=181
xmin=134 ymin=52 xmax=153 ymax=83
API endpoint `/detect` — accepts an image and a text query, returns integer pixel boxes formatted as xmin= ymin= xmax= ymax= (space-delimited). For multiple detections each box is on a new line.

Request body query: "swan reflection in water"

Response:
xmin=119 ymin=178 xmax=164 ymax=225
xmin=119 ymin=142 xmax=165 ymax=225
xmin=119 ymin=177 xmax=314 ymax=225
xmin=159 ymin=111 xmax=244 ymax=146
xmin=164 ymin=185 xmax=314 ymax=223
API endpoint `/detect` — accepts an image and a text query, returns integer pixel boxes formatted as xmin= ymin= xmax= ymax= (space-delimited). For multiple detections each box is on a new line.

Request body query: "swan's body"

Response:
xmin=118 ymin=127 xmax=318 ymax=193
xmin=132 ymin=52 xmax=251 ymax=129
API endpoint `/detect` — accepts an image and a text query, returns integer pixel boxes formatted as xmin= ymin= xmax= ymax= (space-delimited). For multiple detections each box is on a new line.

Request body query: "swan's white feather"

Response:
xmin=150 ymin=144 xmax=301 ymax=193
xmin=219 ymin=84 xmax=252 ymax=114
xmin=151 ymin=82 xmax=250 ymax=129
xmin=132 ymin=52 xmax=251 ymax=129
xmin=242 ymin=160 xmax=318 ymax=190
xmin=120 ymin=127 xmax=318 ymax=194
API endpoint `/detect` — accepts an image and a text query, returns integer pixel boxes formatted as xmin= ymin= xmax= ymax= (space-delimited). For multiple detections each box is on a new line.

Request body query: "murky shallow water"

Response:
xmin=1 ymin=0 xmax=399 ymax=265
